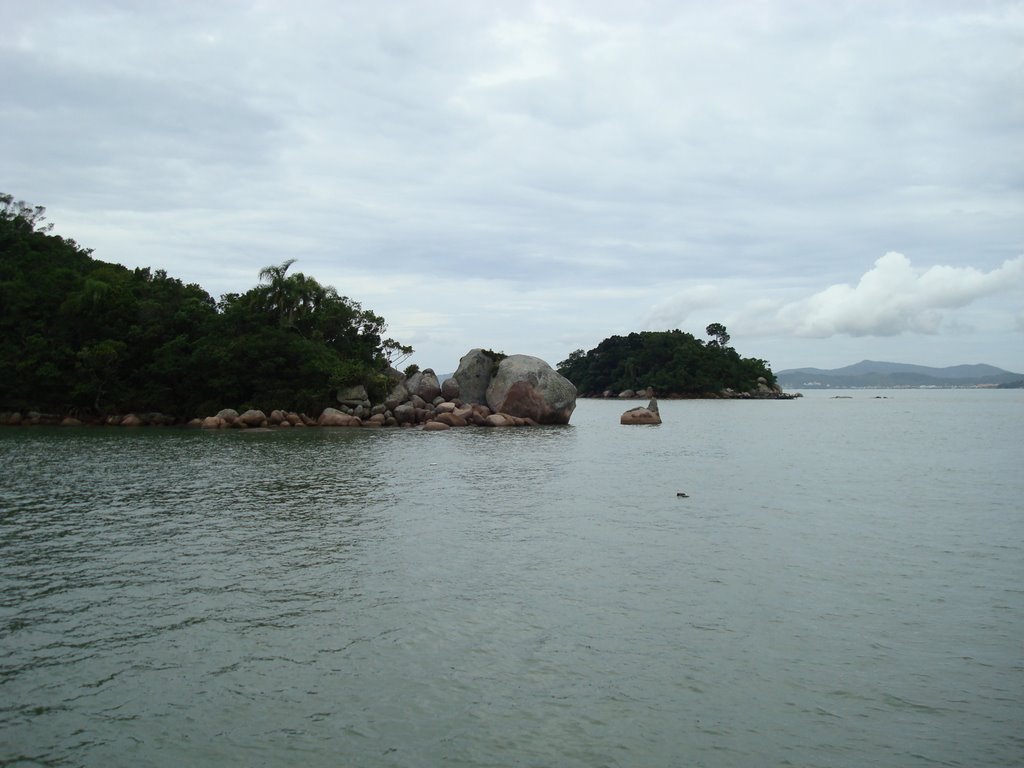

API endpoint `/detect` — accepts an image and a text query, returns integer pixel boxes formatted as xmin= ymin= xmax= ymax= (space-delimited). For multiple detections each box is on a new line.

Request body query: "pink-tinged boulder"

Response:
xmin=216 ymin=408 xmax=239 ymax=425
xmin=422 ymin=420 xmax=450 ymax=431
xmin=483 ymin=413 xmax=513 ymax=427
xmin=318 ymin=408 xmax=355 ymax=426
xmin=620 ymin=398 xmax=662 ymax=425
xmin=121 ymin=414 xmax=144 ymax=427
xmin=269 ymin=409 xmax=287 ymax=425
xmin=434 ymin=412 xmax=468 ymax=427
xmin=201 ymin=416 xmax=223 ymax=429
xmin=60 ymin=417 xmax=82 ymax=426
xmin=485 ymin=355 xmax=577 ymax=424
xmin=466 ymin=404 xmax=493 ymax=426
xmin=238 ymin=409 xmax=267 ymax=427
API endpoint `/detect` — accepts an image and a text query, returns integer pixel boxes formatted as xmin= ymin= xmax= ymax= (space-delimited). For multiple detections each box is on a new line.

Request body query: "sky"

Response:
xmin=3 ymin=0 xmax=1023 ymax=375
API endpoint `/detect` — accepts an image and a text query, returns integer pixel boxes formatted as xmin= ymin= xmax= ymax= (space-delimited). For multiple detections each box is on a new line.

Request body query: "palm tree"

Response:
xmin=257 ymin=259 xmax=342 ymax=331
xmin=257 ymin=259 xmax=304 ymax=326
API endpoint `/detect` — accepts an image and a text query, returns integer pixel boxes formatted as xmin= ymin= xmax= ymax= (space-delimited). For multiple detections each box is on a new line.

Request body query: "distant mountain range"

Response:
xmin=775 ymin=360 xmax=1024 ymax=389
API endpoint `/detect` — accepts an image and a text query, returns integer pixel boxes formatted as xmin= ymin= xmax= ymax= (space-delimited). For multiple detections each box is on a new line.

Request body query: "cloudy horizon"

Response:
xmin=4 ymin=1 xmax=1022 ymax=375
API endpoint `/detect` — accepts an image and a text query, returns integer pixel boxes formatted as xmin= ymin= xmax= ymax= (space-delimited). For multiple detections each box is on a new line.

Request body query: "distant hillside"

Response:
xmin=776 ymin=360 xmax=1024 ymax=389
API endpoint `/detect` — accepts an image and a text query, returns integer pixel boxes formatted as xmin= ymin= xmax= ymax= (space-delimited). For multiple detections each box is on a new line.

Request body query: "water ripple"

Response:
xmin=2 ymin=395 xmax=1023 ymax=767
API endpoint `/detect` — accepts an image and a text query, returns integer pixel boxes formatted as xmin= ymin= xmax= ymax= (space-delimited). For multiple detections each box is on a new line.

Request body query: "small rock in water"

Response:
xmin=676 ymin=492 xmax=689 ymax=498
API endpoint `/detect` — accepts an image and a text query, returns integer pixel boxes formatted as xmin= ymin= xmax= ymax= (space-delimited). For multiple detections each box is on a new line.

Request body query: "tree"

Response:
xmin=0 ymin=193 xmax=54 ymax=233
xmin=74 ymin=339 xmax=127 ymax=411
xmin=557 ymin=328 xmax=773 ymax=396
xmin=257 ymin=258 xmax=302 ymax=326
xmin=383 ymin=338 xmax=414 ymax=369
xmin=1 ymin=193 xmax=412 ymax=417
xmin=705 ymin=323 xmax=730 ymax=349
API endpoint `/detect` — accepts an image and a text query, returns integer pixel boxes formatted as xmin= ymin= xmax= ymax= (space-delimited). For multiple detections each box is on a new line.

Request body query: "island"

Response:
xmin=1 ymin=193 xmax=792 ymax=430
xmin=556 ymin=328 xmax=794 ymax=399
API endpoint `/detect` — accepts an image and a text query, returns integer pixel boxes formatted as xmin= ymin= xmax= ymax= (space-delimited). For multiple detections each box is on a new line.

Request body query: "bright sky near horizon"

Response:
xmin=3 ymin=1 xmax=1023 ymax=374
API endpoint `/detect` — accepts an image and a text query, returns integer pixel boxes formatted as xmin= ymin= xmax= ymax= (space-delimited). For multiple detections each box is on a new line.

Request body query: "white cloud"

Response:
xmin=775 ymin=252 xmax=1024 ymax=337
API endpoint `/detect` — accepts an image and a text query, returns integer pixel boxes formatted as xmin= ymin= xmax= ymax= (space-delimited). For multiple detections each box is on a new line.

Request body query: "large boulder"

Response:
xmin=441 ymin=376 xmax=460 ymax=401
xmin=485 ymin=355 xmax=577 ymax=424
xmin=406 ymin=369 xmax=442 ymax=402
xmin=238 ymin=409 xmax=268 ymax=427
xmin=621 ymin=398 xmax=662 ymax=425
xmin=451 ymin=349 xmax=498 ymax=405
xmin=385 ymin=381 xmax=411 ymax=411
xmin=336 ymin=384 xmax=369 ymax=408
xmin=393 ymin=403 xmax=418 ymax=425
xmin=483 ymin=413 xmax=513 ymax=427
xmin=318 ymin=408 xmax=355 ymax=426
xmin=433 ymin=411 xmax=468 ymax=427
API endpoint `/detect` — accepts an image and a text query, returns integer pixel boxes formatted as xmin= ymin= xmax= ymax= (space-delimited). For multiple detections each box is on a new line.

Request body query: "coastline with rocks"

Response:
xmin=596 ymin=378 xmax=801 ymax=401
xmin=1 ymin=352 xmax=802 ymax=430
xmin=1 ymin=349 xmax=579 ymax=431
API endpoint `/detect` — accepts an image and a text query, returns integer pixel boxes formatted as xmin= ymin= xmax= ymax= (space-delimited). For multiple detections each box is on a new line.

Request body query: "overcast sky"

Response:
xmin=4 ymin=0 xmax=1023 ymax=374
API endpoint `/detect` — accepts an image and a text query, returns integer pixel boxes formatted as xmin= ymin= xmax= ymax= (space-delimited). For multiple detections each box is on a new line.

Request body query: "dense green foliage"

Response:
xmin=0 ymin=194 xmax=411 ymax=418
xmin=557 ymin=328 xmax=775 ymax=396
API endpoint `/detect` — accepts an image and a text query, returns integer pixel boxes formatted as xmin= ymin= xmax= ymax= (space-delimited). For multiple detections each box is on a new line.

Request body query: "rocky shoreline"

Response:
xmin=0 ymin=349 xmax=579 ymax=431
xmin=1 ymin=355 xmax=800 ymax=429
xmin=592 ymin=378 xmax=801 ymax=400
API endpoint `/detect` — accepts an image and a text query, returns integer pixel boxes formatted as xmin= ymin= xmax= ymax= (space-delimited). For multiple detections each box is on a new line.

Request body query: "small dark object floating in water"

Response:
xmin=676 ymin=492 xmax=689 ymax=498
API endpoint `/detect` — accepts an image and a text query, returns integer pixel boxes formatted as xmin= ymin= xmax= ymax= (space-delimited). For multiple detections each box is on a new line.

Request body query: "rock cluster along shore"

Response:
xmin=200 ymin=350 xmax=577 ymax=431
xmin=604 ymin=377 xmax=800 ymax=400
xmin=0 ymin=411 xmax=182 ymax=427
xmin=1 ymin=350 xmax=579 ymax=431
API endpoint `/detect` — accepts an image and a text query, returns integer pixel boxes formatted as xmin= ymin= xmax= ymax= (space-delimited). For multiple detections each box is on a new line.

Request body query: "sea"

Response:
xmin=1 ymin=389 xmax=1021 ymax=767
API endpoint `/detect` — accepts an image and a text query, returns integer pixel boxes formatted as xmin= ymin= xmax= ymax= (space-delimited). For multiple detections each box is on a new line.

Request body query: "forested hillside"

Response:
xmin=557 ymin=327 xmax=775 ymax=397
xmin=0 ymin=194 xmax=410 ymax=418
xmin=775 ymin=360 xmax=1024 ymax=388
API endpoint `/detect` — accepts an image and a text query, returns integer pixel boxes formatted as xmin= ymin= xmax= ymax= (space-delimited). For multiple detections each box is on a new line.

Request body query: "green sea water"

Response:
xmin=2 ymin=391 xmax=1022 ymax=767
